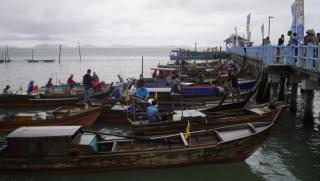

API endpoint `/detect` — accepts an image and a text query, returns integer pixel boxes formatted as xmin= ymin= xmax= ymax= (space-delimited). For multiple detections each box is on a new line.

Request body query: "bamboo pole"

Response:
xmin=141 ymin=56 xmax=144 ymax=77
xmin=78 ymin=42 xmax=82 ymax=62
xmin=6 ymin=46 xmax=9 ymax=60
xmin=58 ymin=45 xmax=62 ymax=63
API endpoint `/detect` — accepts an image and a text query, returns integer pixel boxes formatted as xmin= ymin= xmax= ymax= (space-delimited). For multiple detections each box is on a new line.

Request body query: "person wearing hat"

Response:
xmin=304 ymin=29 xmax=318 ymax=45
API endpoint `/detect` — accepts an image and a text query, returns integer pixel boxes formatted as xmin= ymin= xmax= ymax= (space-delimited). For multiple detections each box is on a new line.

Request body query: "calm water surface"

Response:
xmin=0 ymin=48 xmax=319 ymax=181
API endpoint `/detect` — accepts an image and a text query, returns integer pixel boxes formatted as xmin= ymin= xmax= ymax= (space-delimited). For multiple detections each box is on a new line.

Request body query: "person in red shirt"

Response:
xmin=92 ymin=72 xmax=103 ymax=92
xmin=67 ymin=74 xmax=76 ymax=87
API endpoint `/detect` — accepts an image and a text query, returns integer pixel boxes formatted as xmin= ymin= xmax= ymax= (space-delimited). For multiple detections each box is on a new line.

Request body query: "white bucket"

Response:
xmin=37 ymin=112 xmax=46 ymax=120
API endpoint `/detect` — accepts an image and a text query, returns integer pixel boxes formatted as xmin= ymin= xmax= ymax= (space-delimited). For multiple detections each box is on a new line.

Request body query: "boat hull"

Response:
xmin=0 ymin=107 xmax=102 ymax=132
xmin=0 ymin=123 xmax=272 ymax=171
xmin=130 ymin=104 xmax=288 ymax=135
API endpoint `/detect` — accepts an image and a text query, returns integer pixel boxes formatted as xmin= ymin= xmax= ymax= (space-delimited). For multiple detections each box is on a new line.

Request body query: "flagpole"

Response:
xmin=268 ymin=16 xmax=274 ymax=41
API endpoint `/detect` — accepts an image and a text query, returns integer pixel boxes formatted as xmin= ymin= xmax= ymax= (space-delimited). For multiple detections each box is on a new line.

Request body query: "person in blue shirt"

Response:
xmin=136 ymin=86 xmax=149 ymax=100
xmin=147 ymin=101 xmax=159 ymax=123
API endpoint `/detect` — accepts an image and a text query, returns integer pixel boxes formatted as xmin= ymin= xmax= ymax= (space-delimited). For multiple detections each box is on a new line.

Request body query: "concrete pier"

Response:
xmin=228 ymin=43 xmax=320 ymax=125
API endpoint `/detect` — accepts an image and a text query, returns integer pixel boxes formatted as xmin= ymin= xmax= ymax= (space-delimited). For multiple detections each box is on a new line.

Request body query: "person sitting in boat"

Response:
xmin=67 ymin=74 xmax=76 ymax=88
xmin=92 ymin=72 xmax=103 ymax=92
xmin=45 ymin=78 xmax=54 ymax=93
xmin=137 ymin=74 xmax=145 ymax=88
xmin=135 ymin=85 xmax=149 ymax=100
xmin=170 ymin=75 xmax=181 ymax=95
xmin=27 ymin=80 xmax=35 ymax=94
xmin=147 ymin=100 xmax=159 ymax=123
xmin=229 ymin=70 xmax=240 ymax=103
xmin=2 ymin=85 xmax=11 ymax=94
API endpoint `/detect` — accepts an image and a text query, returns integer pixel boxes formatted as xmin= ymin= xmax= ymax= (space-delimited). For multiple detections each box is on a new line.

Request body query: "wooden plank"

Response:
xmin=111 ymin=140 xmax=118 ymax=152
xmin=179 ymin=133 xmax=189 ymax=146
xmin=247 ymin=123 xmax=257 ymax=133
xmin=214 ymin=130 xmax=223 ymax=142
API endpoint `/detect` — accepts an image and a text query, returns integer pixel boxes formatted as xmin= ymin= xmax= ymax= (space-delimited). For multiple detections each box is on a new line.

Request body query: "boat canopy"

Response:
xmin=7 ymin=126 xmax=81 ymax=139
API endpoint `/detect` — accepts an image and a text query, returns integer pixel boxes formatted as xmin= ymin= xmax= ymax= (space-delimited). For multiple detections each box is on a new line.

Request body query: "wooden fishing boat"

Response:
xmin=25 ymin=49 xmax=55 ymax=63
xmin=127 ymin=102 xmax=289 ymax=135
xmin=0 ymin=83 xmax=114 ymax=107
xmin=0 ymin=121 xmax=275 ymax=171
xmin=26 ymin=59 xmax=55 ymax=63
xmin=0 ymin=105 xmax=102 ymax=132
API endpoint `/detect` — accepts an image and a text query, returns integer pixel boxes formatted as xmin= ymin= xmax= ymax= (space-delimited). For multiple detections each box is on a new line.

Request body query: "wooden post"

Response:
xmin=290 ymin=82 xmax=298 ymax=112
xmin=6 ymin=46 xmax=9 ymax=60
xmin=278 ymin=77 xmax=285 ymax=101
xmin=32 ymin=49 xmax=34 ymax=60
xmin=58 ymin=45 xmax=62 ymax=64
xmin=303 ymin=90 xmax=314 ymax=125
xmin=141 ymin=56 xmax=144 ymax=77
xmin=78 ymin=42 xmax=82 ymax=62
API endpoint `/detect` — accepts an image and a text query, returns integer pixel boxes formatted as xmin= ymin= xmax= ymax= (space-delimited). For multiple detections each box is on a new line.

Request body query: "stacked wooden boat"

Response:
xmin=0 ymin=82 xmax=114 ymax=107
xmin=0 ymin=58 xmax=290 ymax=172
xmin=0 ymin=121 xmax=276 ymax=171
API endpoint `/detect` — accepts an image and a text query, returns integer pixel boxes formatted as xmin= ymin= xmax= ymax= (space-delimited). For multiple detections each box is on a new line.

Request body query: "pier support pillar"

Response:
xmin=290 ymin=82 xmax=298 ymax=112
xmin=303 ymin=90 xmax=314 ymax=125
xmin=278 ymin=77 xmax=286 ymax=101
xmin=268 ymin=74 xmax=280 ymax=102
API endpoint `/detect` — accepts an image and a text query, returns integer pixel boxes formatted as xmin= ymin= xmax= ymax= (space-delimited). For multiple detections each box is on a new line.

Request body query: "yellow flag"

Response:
xmin=184 ymin=121 xmax=191 ymax=139
xmin=155 ymin=91 xmax=158 ymax=101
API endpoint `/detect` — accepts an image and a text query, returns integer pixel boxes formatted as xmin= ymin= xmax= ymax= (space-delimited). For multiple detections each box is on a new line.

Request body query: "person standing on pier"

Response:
xmin=276 ymin=34 xmax=285 ymax=63
xmin=83 ymin=69 xmax=93 ymax=107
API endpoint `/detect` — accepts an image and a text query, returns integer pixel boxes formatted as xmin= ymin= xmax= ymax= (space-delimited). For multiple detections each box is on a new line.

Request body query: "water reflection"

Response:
xmin=0 ymin=163 xmax=264 ymax=181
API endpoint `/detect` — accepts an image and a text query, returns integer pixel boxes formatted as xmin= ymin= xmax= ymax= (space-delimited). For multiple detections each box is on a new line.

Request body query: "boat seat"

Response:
xmin=111 ymin=140 xmax=118 ymax=152
xmin=214 ymin=130 xmax=223 ymax=142
xmin=179 ymin=133 xmax=189 ymax=146
xmin=247 ymin=123 xmax=257 ymax=133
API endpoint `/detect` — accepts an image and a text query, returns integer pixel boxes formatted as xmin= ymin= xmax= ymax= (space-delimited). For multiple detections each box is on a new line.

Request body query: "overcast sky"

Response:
xmin=0 ymin=0 xmax=319 ymax=47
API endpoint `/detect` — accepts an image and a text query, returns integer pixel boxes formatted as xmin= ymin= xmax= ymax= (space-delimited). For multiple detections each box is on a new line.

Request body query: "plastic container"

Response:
xmin=37 ymin=112 xmax=47 ymax=120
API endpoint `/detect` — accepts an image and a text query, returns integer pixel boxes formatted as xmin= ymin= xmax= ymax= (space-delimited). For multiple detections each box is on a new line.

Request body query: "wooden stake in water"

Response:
xmin=78 ymin=42 xmax=82 ymax=62
xmin=6 ymin=46 xmax=9 ymax=60
xmin=141 ymin=56 xmax=144 ymax=77
xmin=58 ymin=45 xmax=62 ymax=64
xmin=31 ymin=49 xmax=34 ymax=60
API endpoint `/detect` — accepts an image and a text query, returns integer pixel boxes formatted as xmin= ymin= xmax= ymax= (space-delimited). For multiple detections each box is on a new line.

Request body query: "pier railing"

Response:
xmin=228 ymin=43 xmax=320 ymax=72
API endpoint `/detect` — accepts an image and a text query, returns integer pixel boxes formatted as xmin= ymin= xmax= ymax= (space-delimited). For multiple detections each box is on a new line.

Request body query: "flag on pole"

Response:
xmin=184 ymin=121 xmax=191 ymax=139
xmin=291 ymin=0 xmax=304 ymax=43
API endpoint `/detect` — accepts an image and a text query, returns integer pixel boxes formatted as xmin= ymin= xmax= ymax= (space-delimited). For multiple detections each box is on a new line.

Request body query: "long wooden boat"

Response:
xmin=0 ymin=121 xmax=274 ymax=171
xmin=0 ymin=105 xmax=102 ymax=132
xmin=0 ymin=83 xmax=114 ymax=107
xmin=127 ymin=102 xmax=289 ymax=135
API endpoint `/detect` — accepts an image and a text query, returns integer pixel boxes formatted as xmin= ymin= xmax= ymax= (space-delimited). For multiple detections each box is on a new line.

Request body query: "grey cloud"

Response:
xmin=0 ymin=0 xmax=319 ymax=47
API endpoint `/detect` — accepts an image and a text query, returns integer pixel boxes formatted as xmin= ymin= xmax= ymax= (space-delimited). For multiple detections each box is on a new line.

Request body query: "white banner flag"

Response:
xmin=292 ymin=0 xmax=304 ymax=43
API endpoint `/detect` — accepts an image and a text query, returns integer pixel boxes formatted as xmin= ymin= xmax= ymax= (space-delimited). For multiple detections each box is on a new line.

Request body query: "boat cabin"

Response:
xmin=0 ymin=126 xmax=97 ymax=157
